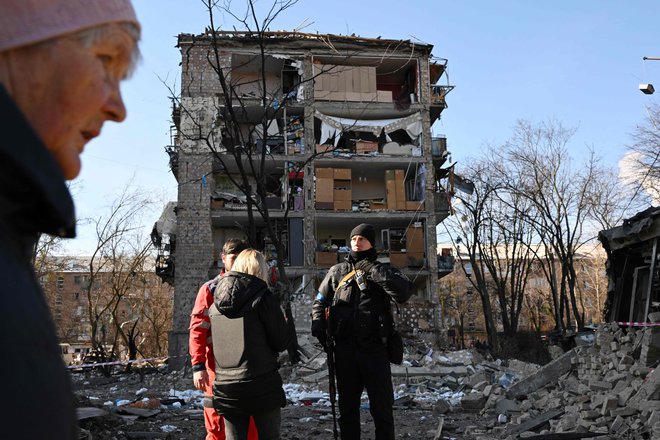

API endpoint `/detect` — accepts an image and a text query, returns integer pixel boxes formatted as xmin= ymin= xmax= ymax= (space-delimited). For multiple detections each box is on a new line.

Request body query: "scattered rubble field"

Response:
xmin=74 ymin=369 xmax=482 ymax=440
xmin=74 ymin=327 xmax=660 ymax=439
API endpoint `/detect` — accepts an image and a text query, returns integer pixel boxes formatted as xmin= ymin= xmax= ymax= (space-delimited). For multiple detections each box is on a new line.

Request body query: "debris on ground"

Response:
xmin=474 ymin=323 xmax=659 ymax=439
xmin=71 ymin=324 xmax=660 ymax=439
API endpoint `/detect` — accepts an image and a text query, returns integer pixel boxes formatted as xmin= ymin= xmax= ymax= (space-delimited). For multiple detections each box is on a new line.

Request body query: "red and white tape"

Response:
xmin=67 ymin=356 xmax=168 ymax=370
xmin=616 ymin=322 xmax=660 ymax=327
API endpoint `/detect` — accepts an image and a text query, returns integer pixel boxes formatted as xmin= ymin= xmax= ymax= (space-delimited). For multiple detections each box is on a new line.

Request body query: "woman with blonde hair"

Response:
xmin=209 ymin=249 xmax=291 ymax=440
xmin=231 ymin=249 xmax=270 ymax=283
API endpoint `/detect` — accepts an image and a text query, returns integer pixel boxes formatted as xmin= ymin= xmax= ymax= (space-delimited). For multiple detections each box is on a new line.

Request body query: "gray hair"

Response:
xmin=68 ymin=22 xmax=141 ymax=76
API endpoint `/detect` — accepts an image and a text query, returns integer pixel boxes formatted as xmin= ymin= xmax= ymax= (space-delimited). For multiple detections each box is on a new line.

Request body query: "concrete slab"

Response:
xmin=506 ymin=349 xmax=576 ymax=400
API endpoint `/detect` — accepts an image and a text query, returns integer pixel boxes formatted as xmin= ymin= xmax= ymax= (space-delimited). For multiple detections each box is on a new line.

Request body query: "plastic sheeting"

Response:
xmin=316 ymin=111 xmax=423 ymax=146
xmin=155 ymin=201 xmax=177 ymax=235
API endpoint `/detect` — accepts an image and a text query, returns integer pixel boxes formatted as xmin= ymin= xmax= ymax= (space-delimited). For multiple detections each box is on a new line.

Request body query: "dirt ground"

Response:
xmin=73 ymin=366 xmax=490 ymax=440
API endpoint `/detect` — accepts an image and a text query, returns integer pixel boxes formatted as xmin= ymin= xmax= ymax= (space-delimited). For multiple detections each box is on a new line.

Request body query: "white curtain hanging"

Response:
xmin=316 ymin=111 xmax=423 ymax=145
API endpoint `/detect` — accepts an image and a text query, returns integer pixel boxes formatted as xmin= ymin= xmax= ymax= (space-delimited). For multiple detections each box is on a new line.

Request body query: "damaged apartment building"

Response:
xmin=599 ymin=206 xmax=660 ymax=326
xmin=153 ymin=30 xmax=459 ymax=368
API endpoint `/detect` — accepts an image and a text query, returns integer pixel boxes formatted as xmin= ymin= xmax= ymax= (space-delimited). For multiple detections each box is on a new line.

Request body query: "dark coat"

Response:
xmin=312 ymin=252 xmax=413 ymax=347
xmin=0 ymin=85 xmax=77 ymax=439
xmin=209 ymin=271 xmax=291 ymax=415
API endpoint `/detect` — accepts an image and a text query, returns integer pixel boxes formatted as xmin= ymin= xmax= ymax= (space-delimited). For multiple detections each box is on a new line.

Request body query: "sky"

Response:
xmin=63 ymin=0 xmax=660 ymax=254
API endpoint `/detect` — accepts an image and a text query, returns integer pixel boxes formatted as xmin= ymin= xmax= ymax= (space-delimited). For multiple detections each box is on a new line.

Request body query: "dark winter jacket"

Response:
xmin=0 ymin=85 xmax=77 ymax=439
xmin=209 ymin=271 xmax=291 ymax=415
xmin=312 ymin=251 xmax=413 ymax=348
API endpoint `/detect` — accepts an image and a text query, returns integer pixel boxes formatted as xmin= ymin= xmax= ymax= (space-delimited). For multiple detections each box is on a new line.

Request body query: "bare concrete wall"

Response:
xmin=180 ymin=45 xmax=231 ymax=98
xmin=169 ymin=152 xmax=214 ymax=371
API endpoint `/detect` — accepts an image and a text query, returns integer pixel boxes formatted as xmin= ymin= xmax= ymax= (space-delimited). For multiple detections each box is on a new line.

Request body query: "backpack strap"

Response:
xmin=329 ymin=269 xmax=358 ymax=309
xmin=336 ymin=270 xmax=356 ymax=290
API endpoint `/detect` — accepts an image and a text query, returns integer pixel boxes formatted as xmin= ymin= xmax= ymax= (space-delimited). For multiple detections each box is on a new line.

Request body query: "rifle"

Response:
xmin=324 ymin=307 xmax=339 ymax=440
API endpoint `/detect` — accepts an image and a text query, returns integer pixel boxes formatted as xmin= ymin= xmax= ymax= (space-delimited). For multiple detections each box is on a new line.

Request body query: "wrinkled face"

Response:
xmin=351 ymin=234 xmax=372 ymax=252
xmin=222 ymin=253 xmax=238 ymax=271
xmin=7 ymin=25 xmax=136 ymax=179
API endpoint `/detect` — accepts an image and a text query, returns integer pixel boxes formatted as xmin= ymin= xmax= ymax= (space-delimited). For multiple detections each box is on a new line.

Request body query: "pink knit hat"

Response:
xmin=0 ymin=0 xmax=140 ymax=52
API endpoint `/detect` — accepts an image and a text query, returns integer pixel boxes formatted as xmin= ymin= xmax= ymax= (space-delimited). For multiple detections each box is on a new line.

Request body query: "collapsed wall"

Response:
xmin=469 ymin=323 xmax=660 ymax=439
xmin=292 ymin=316 xmax=660 ymax=438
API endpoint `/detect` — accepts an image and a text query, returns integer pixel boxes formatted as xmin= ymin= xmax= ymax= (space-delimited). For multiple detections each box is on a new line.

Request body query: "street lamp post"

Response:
xmin=640 ymin=56 xmax=659 ymax=95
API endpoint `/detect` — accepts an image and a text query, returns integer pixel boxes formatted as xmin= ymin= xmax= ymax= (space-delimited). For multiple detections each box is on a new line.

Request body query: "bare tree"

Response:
xmin=572 ymin=249 xmax=608 ymax=325
xmin=501 ymin=119 xmax=608 ymax=332
xmin=136 ymin=277 xmax=174 ymax=358
xmin=82 ymin=185 xmax=156 ymax=374
xmin=448 ymin=153 xmax=541 ymax=351
xmin=102 ymin=233 xmax=158 ymax=371
xmin=479 ymin=181 xmax=537 ymax=337
xmin=34 ymin=237 xmax=80 ymax=342
xmin=621 ymin=101 xmax=660 ymax=206
xmin=437 ymin=273 xmax=474 ymax=349
xmin=523 ymin=285 xmax=552 ymax=334
xmin=446 ymin=159 xmax=501 ymax=349
xmin=587 ymin=167 xmax=637 ymax=231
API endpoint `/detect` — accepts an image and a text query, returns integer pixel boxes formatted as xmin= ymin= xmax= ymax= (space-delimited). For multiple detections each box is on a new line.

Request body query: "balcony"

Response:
xmin=430 ymin=84 xmax=454 ymax=123
xmin=430 ymin=85 xmax=454 ymax=106
xmin=432 ymin=136 xmax=448 ymax=164
xmin=165 ymin=144 xmax=179 ymax=180
xmin=434 ymin=191 xmax=452 ymax=223
xmin=437 ymin=255 xmax=455 ymax=279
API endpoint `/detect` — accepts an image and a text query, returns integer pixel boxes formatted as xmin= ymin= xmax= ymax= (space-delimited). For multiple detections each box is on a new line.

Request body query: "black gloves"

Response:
xmin=311 ymin=320 xmax=327 ymax=347
xmin=355 ymin=259 xmax=377 ymax=275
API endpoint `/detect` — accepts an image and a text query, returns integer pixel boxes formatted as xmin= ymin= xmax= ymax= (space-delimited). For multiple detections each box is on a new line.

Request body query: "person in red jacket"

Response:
xmin=189 ymin=239 xmax=258 ymax=440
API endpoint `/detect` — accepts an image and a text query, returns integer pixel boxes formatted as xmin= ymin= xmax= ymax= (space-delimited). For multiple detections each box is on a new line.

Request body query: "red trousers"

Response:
xmin=203 ymin=370 xmax=258 ymax=440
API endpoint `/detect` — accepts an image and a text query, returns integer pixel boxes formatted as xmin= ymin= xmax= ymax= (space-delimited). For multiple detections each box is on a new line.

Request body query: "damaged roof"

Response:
xmin=599 ymin=206 xmax=660 ymax=252
xmin=177 ymin=30 xmax=436 ymax=56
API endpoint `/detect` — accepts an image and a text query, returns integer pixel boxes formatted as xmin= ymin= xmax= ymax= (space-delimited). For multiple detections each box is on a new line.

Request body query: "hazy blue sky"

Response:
xmin=63 ymin=0 xmax=660 ymax=254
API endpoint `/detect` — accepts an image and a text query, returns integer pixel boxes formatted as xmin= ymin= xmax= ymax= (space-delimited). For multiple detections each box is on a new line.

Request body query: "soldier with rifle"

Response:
xmin=311 ymin=224 xmax=413 ymax=440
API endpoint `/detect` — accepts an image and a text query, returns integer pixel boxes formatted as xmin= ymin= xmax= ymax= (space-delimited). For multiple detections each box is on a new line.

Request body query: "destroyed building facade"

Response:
xmin=158 ymin=31 xmax=458 ymax=368
xmin=599 ymin=206 xmax=660 ymax=325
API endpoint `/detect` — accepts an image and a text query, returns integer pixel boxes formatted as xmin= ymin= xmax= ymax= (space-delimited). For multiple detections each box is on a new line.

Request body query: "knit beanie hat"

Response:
xmin=0 ymin=0 xmax=139 ymax=52
xmin=350 ymin=223 xmax=376 ymax=248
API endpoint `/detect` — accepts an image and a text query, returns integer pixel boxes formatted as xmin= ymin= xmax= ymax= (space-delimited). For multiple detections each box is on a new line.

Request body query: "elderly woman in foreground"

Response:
xmin=0 ymin=1 xmax=140 ymax=438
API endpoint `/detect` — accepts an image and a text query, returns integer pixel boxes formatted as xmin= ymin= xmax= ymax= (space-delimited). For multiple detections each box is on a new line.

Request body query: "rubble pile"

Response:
xmin=458 ymin=323 xmax=660 ymax=439
xmin=71 ymin=326 xmax=660 ymax=439
xmin=293 ymin=335 xmax=478 ymax=409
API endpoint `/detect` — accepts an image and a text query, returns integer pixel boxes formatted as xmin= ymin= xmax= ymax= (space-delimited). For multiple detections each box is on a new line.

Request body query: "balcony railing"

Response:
xmin=430 ymin=85 xmax=455 ymax=106
xmin=434 ymin=191 xmax=451 ymax=213
xmin=432 ymin=136 xmax=447 ymax=157
xmin=437 ymin=255 xmax=455 ymax=272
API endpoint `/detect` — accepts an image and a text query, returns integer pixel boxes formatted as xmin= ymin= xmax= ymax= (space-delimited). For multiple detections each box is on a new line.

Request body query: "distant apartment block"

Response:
xmin=40 ymin=257 xmax=173 ymax=363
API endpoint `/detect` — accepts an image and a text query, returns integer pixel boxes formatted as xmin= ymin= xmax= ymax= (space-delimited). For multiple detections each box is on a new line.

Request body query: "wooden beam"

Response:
xmin=503 ymin=408 xmax=564 ymax=436
xmin=432 ymin=416 xmax=444 ymax=440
